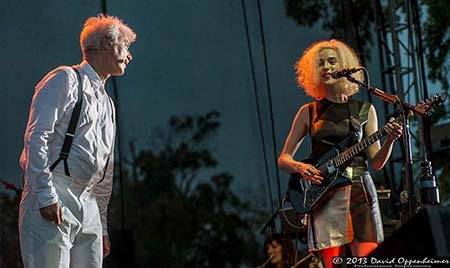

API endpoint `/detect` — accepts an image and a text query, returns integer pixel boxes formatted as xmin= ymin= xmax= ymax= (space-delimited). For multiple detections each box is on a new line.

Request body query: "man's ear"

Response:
xmin=101 ymin=36 xmax=114 ymax=49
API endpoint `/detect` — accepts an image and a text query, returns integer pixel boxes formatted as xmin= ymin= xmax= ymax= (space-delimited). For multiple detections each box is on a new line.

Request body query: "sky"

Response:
xmin=0 ymin=0 xmax=393 ymax=217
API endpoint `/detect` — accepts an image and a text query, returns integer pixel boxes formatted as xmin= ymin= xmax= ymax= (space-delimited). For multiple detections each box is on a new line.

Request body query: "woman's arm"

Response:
xmin=365 ymin=105 xmax=403 ymax=170
xmin=278 ymin=104 xmax=323 ymax=184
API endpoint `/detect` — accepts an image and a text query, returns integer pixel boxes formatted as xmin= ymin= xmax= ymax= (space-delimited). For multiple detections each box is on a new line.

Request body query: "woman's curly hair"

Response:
xmin=295 ymin=39 xmax=363 ymax=100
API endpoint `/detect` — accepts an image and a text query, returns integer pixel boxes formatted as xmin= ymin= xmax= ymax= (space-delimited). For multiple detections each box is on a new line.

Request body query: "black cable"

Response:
xmin=340 ymin=0 xmax=348 ymax=42
xmin=255 ymin=0 xmax=282 ymax=208
xmin=348 ymin=0 xmax=373 ymax=103
xmin=101 ymin=0 xmax=107 ymax=14
xmin=373 ymin=0 xmax=396 ymax=198
xmin=111 ymin=78 xmax=126 ymax=230
xmin=411 ymin=0 xmax=432 ymax=161
xmin=101 ymin=0 xmax=126 ymax=230
xmin=240 ymin=0 xmax=275 ymax=215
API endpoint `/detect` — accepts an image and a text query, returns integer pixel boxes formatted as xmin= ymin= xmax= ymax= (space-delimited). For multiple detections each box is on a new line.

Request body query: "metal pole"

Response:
xmin=388 ymin=0 xmax=416 ymax=222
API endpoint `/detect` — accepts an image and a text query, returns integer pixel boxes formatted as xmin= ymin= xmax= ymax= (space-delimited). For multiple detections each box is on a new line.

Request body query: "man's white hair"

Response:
xmin=80 ymin=14 xmax=136 ymax=58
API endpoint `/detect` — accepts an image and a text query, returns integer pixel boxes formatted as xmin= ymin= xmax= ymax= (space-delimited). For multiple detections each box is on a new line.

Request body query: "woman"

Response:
xmin=277 ymin=39 xmax=402 ymax=268
xmin=263 ymin=234 xmax=295 ymax=268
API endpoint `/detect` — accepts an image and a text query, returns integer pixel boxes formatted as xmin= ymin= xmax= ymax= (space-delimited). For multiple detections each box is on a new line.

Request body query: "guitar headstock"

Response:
xmin=389 ymin=93 xmax=446 ymax=124
xmin=415 ymin=93 xmax=447 ymax=116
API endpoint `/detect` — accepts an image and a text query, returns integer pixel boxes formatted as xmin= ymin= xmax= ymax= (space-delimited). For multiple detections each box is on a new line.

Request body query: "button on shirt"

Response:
xmin=20 ymin=61 xmax=115 ymax=234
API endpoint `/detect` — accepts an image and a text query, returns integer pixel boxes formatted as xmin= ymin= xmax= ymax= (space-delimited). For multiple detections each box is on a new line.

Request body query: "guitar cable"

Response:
xmin=280 ymin=195 xmax=307 ymax=231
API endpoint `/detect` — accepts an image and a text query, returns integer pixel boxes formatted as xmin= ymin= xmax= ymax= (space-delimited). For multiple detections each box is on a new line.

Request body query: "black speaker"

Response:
xmin=371 ymin=206 xmax=450 ymax=257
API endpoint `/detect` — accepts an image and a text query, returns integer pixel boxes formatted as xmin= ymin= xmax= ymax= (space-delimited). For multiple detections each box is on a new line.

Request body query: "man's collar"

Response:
xmin=79 ymin=60 xmax=105 ymax=93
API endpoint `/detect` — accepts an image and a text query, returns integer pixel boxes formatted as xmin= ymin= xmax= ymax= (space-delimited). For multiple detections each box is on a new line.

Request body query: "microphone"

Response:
xmin=330 ymin=67 xmax=364 ymax=79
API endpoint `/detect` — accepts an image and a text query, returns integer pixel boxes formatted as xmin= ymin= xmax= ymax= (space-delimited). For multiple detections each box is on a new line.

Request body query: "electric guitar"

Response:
xmin=288 ymin=94 xmax=446 ymax=215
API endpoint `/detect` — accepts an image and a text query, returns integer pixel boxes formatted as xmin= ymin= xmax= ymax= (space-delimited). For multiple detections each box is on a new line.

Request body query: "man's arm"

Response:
xmin=21 ymin=68 xmax=76 ymax=208
xmin=93 ymin=152 xmax=114 ymax=257
xmin=93 ymin=95 xmax=115 ymax=257
xmin=93 ymin=152 xmax=114 ymax=236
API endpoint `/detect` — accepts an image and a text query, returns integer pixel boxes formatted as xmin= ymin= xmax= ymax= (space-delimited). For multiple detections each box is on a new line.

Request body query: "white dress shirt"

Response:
xmin=20 ymin=60 xmax=115 ymax=234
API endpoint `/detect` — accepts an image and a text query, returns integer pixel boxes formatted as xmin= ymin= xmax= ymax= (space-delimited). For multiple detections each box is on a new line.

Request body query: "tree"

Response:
xmin=284 ymin=0 xmax=376 ymax=63
xmin=107 ymin=111 xmax=266 ymax=267
xmin=422 ymin=0 xmax=449 ymax=94
xmin=0 ymin=192 xmax=22 ymax=268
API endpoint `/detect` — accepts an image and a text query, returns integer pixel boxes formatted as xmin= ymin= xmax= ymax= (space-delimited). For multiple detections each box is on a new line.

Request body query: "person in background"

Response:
xmin=263 ymin=233 xmax=296 ymax=268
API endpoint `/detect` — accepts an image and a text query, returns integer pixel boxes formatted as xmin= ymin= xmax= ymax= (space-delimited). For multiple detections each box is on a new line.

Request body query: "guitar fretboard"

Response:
xmin=333 ymin=126 xmax=389 ymax=167
xmin=318 ymin=94 xmax=443 ymax=171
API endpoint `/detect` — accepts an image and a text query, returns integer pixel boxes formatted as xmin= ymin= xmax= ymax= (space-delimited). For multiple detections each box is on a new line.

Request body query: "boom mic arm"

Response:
xmin=330 ymin=67 xmax=365 ymax=79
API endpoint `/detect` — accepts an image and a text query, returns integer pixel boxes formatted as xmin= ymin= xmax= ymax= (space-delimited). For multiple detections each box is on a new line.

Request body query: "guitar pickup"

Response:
xmin=326 ymin=161 xmax=336 ymax=173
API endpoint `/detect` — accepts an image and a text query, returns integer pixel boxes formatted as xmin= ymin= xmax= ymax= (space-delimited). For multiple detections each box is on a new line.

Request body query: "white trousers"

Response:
xmin=19 ymin=172 xmax=103 ymax=268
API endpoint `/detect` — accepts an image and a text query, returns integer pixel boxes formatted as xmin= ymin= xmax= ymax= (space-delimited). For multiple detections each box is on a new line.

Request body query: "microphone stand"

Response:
xmin=260 ymin=204 xmax=280 ymax=234
xmin=256 ymin=256 xmax=274 ymax=268
xmin=260 ymin=191 xmax=289 ymax=234
xmin=342 ymin=74 xmax=422 ymax=223
xmin=291 ymin=253 xmax=314 ymax=268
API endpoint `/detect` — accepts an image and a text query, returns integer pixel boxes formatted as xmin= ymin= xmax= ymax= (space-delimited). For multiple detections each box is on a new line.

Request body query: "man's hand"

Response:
xmin=103 ymin=235 xmax=111 ymax=257
xmin=39 ymin=202 xmax=64 ymax=225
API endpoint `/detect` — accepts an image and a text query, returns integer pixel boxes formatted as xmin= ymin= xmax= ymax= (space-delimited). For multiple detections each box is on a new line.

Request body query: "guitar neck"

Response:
xmin=322 ymin=93 xmax=445 ymax=171
xmin=333 ymin=127 xmax=388 ymax=168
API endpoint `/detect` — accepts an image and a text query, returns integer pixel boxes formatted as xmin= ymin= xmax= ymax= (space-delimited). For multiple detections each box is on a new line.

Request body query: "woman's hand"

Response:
xmin=385 ymin=118 xmax=403 ymax=142
xmin=296 ymin=162 xmax=324 ymax=184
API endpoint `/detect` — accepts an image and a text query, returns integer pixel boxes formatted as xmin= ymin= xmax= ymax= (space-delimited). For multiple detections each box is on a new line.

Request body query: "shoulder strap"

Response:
xmin=308 ymin=101 xmax=315 ymax=135
xmin=348 ymin=98 xmax=370 ymax=131
xmin=358 ymin=101 xmax=371 ymax=124
xmin=49 ymin=67 xmax=83 ymax=176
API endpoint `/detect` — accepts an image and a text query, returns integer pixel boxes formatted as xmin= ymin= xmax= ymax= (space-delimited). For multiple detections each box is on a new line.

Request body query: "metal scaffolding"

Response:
xmin=373 ymin=0 xmax=431 ymax=221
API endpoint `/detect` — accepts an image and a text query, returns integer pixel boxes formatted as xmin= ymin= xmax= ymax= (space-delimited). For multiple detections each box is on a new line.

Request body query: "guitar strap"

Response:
xmin=347 ymin=98 xmax=370 ymax=133
xmin=308 ymin=102 xmax=314 ymax=135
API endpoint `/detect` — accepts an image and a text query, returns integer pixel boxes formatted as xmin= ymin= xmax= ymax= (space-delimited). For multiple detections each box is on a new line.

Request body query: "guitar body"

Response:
xmin=288 ymin=143 xmax=353 ymax=215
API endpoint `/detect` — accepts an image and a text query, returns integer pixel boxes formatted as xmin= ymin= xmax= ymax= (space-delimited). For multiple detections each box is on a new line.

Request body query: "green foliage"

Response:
xmin=284 ymin=0 xmax=449 ymax=95
xmin=422 ymin=0 xmax=450 ymax=92
xmin=284 ymin=0 xmax=376 ymax=61
xmin=0 ymin=193 xmax=22 ymax=268
xmin=108 ymin=111 xmax=264 ymax=267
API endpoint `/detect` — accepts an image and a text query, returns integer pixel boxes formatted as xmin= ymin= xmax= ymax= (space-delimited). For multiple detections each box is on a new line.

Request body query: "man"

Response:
xmin=19 ymin=14 xmax=136 ymax=268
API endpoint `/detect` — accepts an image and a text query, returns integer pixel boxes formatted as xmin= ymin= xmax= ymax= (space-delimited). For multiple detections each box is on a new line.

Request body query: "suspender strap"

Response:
xmin=96 ymin=156 xmax=110 ymax=185
xmin=49 ymin=67 xmax=83 ymax=176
